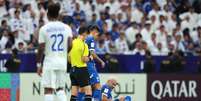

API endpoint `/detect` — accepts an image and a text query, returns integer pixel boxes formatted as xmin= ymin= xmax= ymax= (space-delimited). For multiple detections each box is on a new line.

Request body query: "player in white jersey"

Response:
xmin=36 ymin=3 xmax=72 ymax=101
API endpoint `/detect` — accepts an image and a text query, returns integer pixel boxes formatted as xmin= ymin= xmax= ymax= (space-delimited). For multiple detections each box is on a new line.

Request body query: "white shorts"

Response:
xmin=41 ymin=69 xmax=67 ymax=89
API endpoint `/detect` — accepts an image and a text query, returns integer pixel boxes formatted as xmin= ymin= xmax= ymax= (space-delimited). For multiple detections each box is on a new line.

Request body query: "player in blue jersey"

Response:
xmin=101 ymin=79 xmax=131 ymax=101
xmin=78 ymin=25 xmax=105 ymax=101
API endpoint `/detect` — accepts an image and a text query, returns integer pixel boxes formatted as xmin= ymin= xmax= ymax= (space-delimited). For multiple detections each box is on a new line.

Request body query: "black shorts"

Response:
xmin=70 ymin=67 xmax=90 ymax=87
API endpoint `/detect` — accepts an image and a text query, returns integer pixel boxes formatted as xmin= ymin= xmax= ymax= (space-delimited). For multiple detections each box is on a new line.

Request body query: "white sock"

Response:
xmin=45 ymin=94 xmax=54 ymax=101
xmin=56 ymin=90 xmax=67 ymax=101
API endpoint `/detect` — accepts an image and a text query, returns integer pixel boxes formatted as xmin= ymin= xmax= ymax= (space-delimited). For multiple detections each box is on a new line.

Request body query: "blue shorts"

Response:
xmin=87 ymin=62 xmax=100 ymax=85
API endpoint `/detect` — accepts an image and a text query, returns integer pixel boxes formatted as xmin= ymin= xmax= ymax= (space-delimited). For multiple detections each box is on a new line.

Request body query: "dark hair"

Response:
xmin=1 ymin=20 xmax=6 ymax=25
xmin=47 ymin=3 xmax=60 ymax=18
xmin=135 ymin=33 xmax=142 ymax=38
xmin=14 ymin=10 xmax=20 ymax=14
xmin=88 ymin=25 xmax=100 ymax=32
xmin=78 ymin=27 xmax=88 ymax=35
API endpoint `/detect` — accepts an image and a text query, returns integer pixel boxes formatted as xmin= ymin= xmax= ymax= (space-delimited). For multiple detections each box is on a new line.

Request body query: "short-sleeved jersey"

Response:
xmin=101 ymin=84 xmax=112 ymax=100
xmin=38 ymin=21 xmax=72 ymax=70
xmin=85 ymin=35 xmax=95 ymax=63
xmin=85 ymin=35 xmax=95 ymax=52
xmin=69 ymin=38 xmax=89 ymax=67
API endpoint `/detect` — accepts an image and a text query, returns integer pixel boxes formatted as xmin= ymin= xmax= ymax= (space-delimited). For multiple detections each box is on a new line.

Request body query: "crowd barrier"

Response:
xmin=0 ymin=73 xmax=201 ymax=101
xmin=0 ymin=53 xmax=200 ymax=73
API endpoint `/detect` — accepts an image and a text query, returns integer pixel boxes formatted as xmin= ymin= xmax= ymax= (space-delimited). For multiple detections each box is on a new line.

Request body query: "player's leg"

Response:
xmin=55 ymin=70 xmax=67 ymax=101
xmin=79 ymin=68 xmax=92 ymax=101
xmin=70 ymin=68 xmax=79 ymax=101
xmin=41 ymin=70 xmax=55 ymax=101
xmin=89 ymin=65 xmax=101 ymax=101
xmin=78 ymin=88 xmax=85 ymax=101
xmin=71 ymin=86 xmax=79 ymax=101
xmin=91 ymin=78 xmax=101 ymax=101
xmin=82 ymin=85 xmax=92 ymax=101
xmin=44 ymin=88 xmax=54 ymax=101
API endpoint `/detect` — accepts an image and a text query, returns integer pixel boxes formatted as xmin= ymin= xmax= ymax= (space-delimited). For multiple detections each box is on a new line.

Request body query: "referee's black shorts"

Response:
xmin=70 ymin=67 xmax=90 ymax=87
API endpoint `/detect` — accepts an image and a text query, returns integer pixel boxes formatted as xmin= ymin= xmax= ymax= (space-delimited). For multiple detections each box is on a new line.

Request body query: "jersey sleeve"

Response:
xmin=38 ymin=27 xmax=45 ymax=44
xmin=102 ymin=87 xmax=110 ymax=98
xmin=83 ymin=43 xmax=89 ymax=56
xmin=86 ymin=36 xmax=95 ymax=51
xmin=89 ymin=39 xmax=95 ymax=51
xmin=66 ymin=25 xmax=73 ymax=38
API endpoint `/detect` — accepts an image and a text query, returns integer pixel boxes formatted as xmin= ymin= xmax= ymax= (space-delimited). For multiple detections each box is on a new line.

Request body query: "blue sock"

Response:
xmin=92 ymin=89 xmax=101 ymax=101
xmin=78 ymin=92 xmax=85 ymax=101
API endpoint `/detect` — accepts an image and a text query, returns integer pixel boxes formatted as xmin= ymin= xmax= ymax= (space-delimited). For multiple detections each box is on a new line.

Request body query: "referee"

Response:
xmin=69 ymin=27 xmax=92 ymax=101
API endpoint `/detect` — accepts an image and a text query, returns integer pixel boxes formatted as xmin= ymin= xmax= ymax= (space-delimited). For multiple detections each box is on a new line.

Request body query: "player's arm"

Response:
xmin=67 ymin=37 xmax=72 ymax=63
xmin=68 ymin=37 xmax=73 ymax=52
xmin=91 ymin=50 xmax=105 ymax=68
xmin=102 ymin=87 xmax=112 ymax=101
xmin=102 ymin=95 xmax=110 ymax=101
xmin=67 ymin=26 xmax=73 ymax=63
xmin=82 ymin=44 xmax=90 ymax=63
xmin=36 ymin=27 xmax=45 ymax=76
xmin=67 ymin=27 xmax=73 ymax=52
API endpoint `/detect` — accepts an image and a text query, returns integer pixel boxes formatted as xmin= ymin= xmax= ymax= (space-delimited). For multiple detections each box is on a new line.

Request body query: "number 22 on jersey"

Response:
xmin=50 ymin=33 xmax=64 ymax=51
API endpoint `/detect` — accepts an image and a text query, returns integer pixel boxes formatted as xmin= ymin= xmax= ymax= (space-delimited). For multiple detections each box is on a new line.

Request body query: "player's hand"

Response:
xmin=101 ymin=61 xmax=105 ymax=68
xmin=119 ymin=96 xmax=125 ymax=101
xmin=37 ymin=67 xmax=42 ymax=77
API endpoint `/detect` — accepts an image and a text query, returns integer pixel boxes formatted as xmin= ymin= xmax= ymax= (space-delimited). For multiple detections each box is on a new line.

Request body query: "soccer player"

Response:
xmin=101 ymin=79 xmax=131 ymax=101
xmin=36 ymin=3 xmax=72 ymax=101
xmin=81 ymin=25 xmax=105 ymax=101
xmin=69 ymin=26 xmax=92 ymax=101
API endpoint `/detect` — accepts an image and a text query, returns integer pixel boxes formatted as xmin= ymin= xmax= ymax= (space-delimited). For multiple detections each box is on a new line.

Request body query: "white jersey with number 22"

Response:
xmin=38 ymin=21 xmax=72 ymax=70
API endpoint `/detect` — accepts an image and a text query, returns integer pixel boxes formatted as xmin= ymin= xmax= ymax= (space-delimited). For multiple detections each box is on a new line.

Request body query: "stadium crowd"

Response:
xmin=0 ymin=0 xmax=201 ymax=56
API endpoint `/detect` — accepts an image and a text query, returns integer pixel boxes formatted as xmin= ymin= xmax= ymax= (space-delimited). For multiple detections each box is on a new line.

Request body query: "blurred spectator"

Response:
xmin=110 ymin=23 xmax=120 ymax=41
xmin=166 ymin=14 xmax=177 ymax=34
xmin=143 ymin=50 xmax=156 ymax=73
xmin=104 ymin=53 xmax=120 ymax=73
xmin=131 ymin=6 xmax=144 ymax=24
xmin=174 ymin=0 xmax=190 ymax=16
xmin=0 ymin=29 xmax=9 ymax=51
xmin=182 ymin=28 xmax=195 ymax=55
xmin=134 ymin=33 xmax=142 ymax=45
xmin=155 ymin=25 xmax=168 ymax=49
xmin=13 ymin=30 xmax=27 ymax=52
xmin=115 ymin=32 xmax=129 ymax=54
xmin=148 ymin=2 xmax=160 ymax=21
xmin=142 ymin=41 xmax=149 ymax=52
xmin=73 ymin=2 xmax=86 ymax=21
xmin=4 ymin=49 xmax=21 ymax=73
xmin=96 ymin=39 xmax=107 ymax=54
xmin=0 ymin=0 xmax=200 ymax=56
xmin=192 ymin=0 xmax=201 ymax=13
xmin=104 ymin=32 xmax=117 ymax=54
xmin=17 ymin=42 xmax=26 ymax=53
xmin=125 ymin=22 xmax=139 ymax=50
xmin=141 ymin=21 xmax=152 ymax=43
xmin=174 ymin=34 xmax=185 ymax=52
xmin=132 ymin=41 xmax=145 ymax=55
xmin=152 ymin=42 xmax=169 ymax=56
xmin=96 ymin=34 xmax=107 ymax=54
xmin=1 ymin=42 xmax=13 ymax=54
xmin=10 ymin=9 xmax=28 ymax=41
xmin=0 ymin=20 xmax=10 ymax=38
xmin=148 ymin=33 xmax=158 ymax=54
xmin=0 ymin=0 xmax=8 ymax=18
xmin=88 ymin=13 xmax=97 ymax=25
xmin=97 ymin=11 xmax=106 ymax=31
